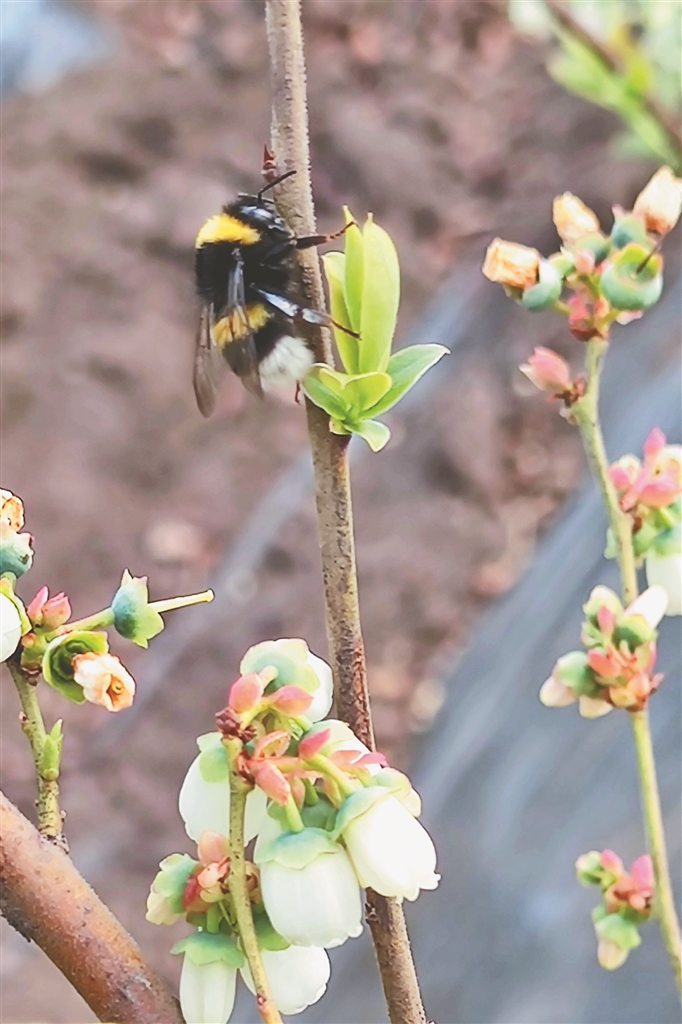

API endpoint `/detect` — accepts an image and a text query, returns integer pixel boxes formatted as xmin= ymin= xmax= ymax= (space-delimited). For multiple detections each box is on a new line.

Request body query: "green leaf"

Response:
xmin=350 ymin=419 xmax=391 ymax=452
xmin=322 ymin=252 xmax=358 ymax=374
xmin=42 ymin=631 xmax=109 ymax=703
xmin=302 ymin=366 xmax=352 ymax=421
xmin=111 ymin=570 xmax=164 ymax=648
xmin=339 ymin=372 xmax=392 ymax=419
xmin=364 ymin=344 xmax=448 ymax=417
xmin=343 ymin=206 xmax=364 ymax=334
xmin=172 ymin=930 xmax=244 ymax=967
xmin=358 ymin=215 xmax=400 ymax=374
xmin=39 ymin=720 xmax=63 ymax=781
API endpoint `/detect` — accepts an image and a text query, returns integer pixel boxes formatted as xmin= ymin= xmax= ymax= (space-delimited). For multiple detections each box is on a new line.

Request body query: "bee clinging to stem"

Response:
xmin=193 ymin=164 xmax=356 ymax=416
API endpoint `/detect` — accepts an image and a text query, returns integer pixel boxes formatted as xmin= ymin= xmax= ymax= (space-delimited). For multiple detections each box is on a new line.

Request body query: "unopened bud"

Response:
xmin=599 ymin=849 xmax=624 ymax=877
xmin=632 ymin=166 xmax=682 ymax=235
xmin=520 ymin=347 xmax=571 ymax=393
xmin=27 ymin=586 xmax=71 ymax=630
xmin=229 ymin=673 xmax=265 ymax=714
xmin=267 ymin=684 xmax=313 ymax=716
xmin=553 ymin=192 xmax=600 ymax=245
xmin=298 ymin=727 xmax=331 ymax=760
xmin=482 ymin=238 xmax=540 ymax=290
xmin=597 ymin=938 xmax=629 ymax=971
xmin=539 ymin=674 xmax=576 ymax=708
xmin=254 ymin=762 xmax=291 ymax=805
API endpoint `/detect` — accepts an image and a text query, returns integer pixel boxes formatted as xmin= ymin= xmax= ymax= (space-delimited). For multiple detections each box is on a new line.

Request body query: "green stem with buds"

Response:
xmin=224 ymin=737 xmax=282 ymax=1024
xmin=573 ymin=338 xmax=682 ymax=995
xmin=7 ymin=660 xmax=64 ymax=844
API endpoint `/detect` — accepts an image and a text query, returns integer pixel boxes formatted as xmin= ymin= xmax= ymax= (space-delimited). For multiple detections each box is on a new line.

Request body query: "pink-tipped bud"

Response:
xmin=599 ymin=849 xmax=624 ymax=877
xmin=42 ymin=592 xmax=71 ymax=630
xmin=574 ymin=248 xmax=597 ymax=275
xmin=298 ymin=727 xmax=331 ymax=760
xmin=630 ymin=854 xmax=654 ymax=894
xmin=266 ymin=684 xmax=313 ymax=716
xmin=520 ymin=347 xmax=571 ymax=393
xmin=198 ymin=831 xmax=230 ymax=867
xmin=637 ymin=471 xmax=680 ymax=509
xmin=609 ymin=456 xmax=640 ymax=493
xmin=596 ymin=605 xmax=616 ymax=637
xmin=643 ymin=427 xmax=666 ymax=459
xmin=254 ymin=761 xmax=291 ymax=805
xmin=586 ymin=648 xmax=620 ymax=679
xmin=26 ymin=586 xmax=49 ymax=625
xmin=229 ymin=672 xmax=265 ymax=713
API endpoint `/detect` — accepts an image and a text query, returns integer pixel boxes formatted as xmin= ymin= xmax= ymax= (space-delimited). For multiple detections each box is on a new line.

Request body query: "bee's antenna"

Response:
xmin=257 ymin=169 xmax=296 ymax=202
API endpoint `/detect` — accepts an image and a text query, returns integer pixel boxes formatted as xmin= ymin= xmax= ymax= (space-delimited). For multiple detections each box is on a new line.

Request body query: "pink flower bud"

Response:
xmin=574 ymin=248 xmax=597 ymax=275
xmin=254 ymin=762 xmax=291 ymax=805
xmin=29 ymin=591 xmax=71 ymax=630
xmin=298 ymin=728 xmax=331 ymax=760
xmin=630 ymin=854 xmax=654 ymax=894
xmin=609 ymin=456 xmax=640 ymax=493
xmin=643 ymin=427 xmax=666 ymax=459
xmin=519 ymin=347 xmax=571 ymax=393
xmin=637 ymin=471 xmax=680 ymax=509
xmin=599 ymin=849 xmax=624 ymax=877
xmin=586 ymin=648 xmax=620 ymax=679
xmin=26 ymin=586 xmax=49 ymax=625
xmin=229 ymin=672 xmax=265 ymax=713
xmin=596 ymin=605 xmax=616 ymax=637
xmin=267 ymin=684 xmax=313 ymax=716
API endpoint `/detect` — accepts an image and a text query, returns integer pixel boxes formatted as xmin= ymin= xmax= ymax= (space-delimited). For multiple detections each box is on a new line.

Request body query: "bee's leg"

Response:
xmin=295 ymin=382 xmax=302 ymax=404
xmin=295 ymin=221 xmax=357 ymax=251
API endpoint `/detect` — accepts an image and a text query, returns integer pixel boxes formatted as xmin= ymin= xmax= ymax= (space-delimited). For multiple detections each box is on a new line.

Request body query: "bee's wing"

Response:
xmin=221 ymin=258 xmax=263 ymax=397
xmin=193 ymin=305 xmax=225 ymax=417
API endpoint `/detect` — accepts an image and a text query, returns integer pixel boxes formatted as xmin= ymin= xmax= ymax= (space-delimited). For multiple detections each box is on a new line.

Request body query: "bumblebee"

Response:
xmin=193 ymin=169 xmax=347 ymax=416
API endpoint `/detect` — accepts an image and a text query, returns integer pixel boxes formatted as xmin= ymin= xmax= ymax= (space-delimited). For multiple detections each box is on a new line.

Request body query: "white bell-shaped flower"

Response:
xmin=179 ymin=955 xmax=237 ymax=1024
xmin=305 ymin=649 xmax=334 ymax=721
xmin=645 ymin=552 xmax=682 ymax=616
xmin=179 ymin=735 xmax=267 ymax=843
xmin=0 ymin=593 xmax=22 ymax=663
xmin=256 ymin=824 xmax=363 ymax=948
xmin=339 ymin=790 xmax=439 ymax=901
xmin=241 ymin=944 xmax=330 ymax=1015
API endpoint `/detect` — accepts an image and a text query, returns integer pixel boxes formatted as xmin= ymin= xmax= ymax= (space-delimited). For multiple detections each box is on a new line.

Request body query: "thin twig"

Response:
xmin=225 ymin=739 xmax=282 ymax=1024
xmin=573 ymin=338 xmax=682 ymax=995
xmin=0 ymin=790 xmax=184 ymax=1024
xmin=543 ymin=0 xmax=682 ymax=159
xmin=7 ymin=660 xmax=64 ymax=844
xmin=263 ymin=2 xmax=428 ymax=1021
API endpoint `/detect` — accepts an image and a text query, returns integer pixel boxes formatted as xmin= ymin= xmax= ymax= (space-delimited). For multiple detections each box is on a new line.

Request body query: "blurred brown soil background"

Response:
xmin=0 ymin=1 xmax=657 ymax=1020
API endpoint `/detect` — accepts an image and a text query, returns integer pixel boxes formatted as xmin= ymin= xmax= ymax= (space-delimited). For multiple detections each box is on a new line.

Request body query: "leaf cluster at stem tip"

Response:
xmin=303 ymin=207 xmax=448 ymax=452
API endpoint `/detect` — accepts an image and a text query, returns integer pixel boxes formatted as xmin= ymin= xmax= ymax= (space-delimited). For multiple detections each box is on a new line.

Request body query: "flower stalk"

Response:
xmin=7 ymin=659 xmax=63 ymax=844
xmin=263 ymin=2 xmax=427 ymax=1021
xmin=573 ymin=339 xmax=682 ymax=994
xmin=224 ymin=737 xmax=282 ymax=1024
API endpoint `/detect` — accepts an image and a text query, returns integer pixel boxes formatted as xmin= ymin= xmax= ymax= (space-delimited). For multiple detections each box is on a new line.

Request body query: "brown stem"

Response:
xmin=0 ymin=790 xmax=183 ymax=1024
xmin=7 ymin=660 xmax=64 ymax=844
xmin=264 ymin=2 xmax=427 ymax=1021
xmin=543 ymin=0 xmax=682 ymax=160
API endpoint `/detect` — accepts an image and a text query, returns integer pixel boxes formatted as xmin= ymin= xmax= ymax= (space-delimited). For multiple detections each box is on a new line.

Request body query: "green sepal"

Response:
xmin=256 ymin=826 xmax=340 ymax=869
xmin=0 ymin=577 xmax=30 ymax=634
xmin=0 ymin=524 xmax=33 ymax=578
xmin=300 ymin=795 xmax=337 ymax=832
xmin=153 ymin=853 xmax=198 ymax=914
xmin=253 ymin=911 xmax=290 ymax=951
xmin=111 ymin=570 xmax=164 ymax=648
xmin=343 ymin=206 xmax=364 ymax=334
xmin=521 ymin=259 xmax=563 ymax=311
xmin=240 ymin=639 xmax=320 ymax=694
xmin=362 ymin=344 xmax=448 ymax=418
xmin=631 ymin=518 xmax=664 ymax=560
xmin=600 ymin=243 xmax=663 ymax=311
xmin=554 ymin=650 xmax=600 ymax=697
xmin=39 ymin=720 xmax=63 ymax=782
xmin=358 ymin=215 xmax=400 ymax=373
xmin=575 ymin=851 xmax=603 ymax=887
xmin=171 ymin=930 xmax=244 ymax=968
xmin=549 ymin=252 xmax=574 ymax=277
xmin=332 ymin=784 xmax=392 ymax=841
xmin=41 ymin=630 xmax=109 ymax=703
xmin=322 ymin=251 xmax=357 ymax=373
xmin=610 ymin=213 xmax=649 ymax=250
xmin=648 ymin=523 xmax=682 ymax=558
xmin=199 ymin=741 xmax=229 ymax=784
xmin=594 ymin=913 xmax=642 ymax=952
xmin=571 ymin=233 xmax=611 ymax=262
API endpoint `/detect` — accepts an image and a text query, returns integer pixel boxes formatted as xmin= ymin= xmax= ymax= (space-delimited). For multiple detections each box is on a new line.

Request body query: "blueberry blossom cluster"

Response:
xmin=540 ymin=584 xmax=668 ymax=716
xmin=609 ymin=430 xmax=682 ymax=614
xmin=147 ymin=638 xmax=439 ymax=1023
xmin=576 ymin=849 xmax=654 ymax=971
